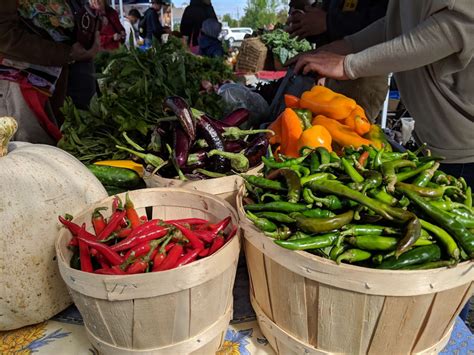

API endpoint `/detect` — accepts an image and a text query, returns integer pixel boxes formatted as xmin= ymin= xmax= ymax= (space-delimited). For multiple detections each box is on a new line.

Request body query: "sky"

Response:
xmin=178 ymin=0 xmax=247 ymax=18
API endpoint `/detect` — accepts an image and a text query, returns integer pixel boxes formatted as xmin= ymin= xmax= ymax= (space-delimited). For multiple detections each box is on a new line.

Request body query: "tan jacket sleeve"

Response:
xmin=344 ymin=10 xmax=465 ymax=79
xmin=0 ymin=0 xmax=71 ymax=66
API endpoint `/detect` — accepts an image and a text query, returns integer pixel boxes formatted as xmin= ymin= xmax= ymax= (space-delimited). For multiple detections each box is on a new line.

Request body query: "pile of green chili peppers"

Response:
xmin=242 ymin=145 xmax=474 ymax=270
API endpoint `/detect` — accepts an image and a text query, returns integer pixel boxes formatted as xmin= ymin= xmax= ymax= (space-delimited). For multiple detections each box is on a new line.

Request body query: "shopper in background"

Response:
xmin=0 ymin=0 xmax=99 ymax=144
xmin=198 ymin=19 xmax=224 ymax=58
xmin=140 ymin=0 xmax=168 ymax=45
xmin=90 ymin=0 xmax=125 ymax=51
xmin=287 ymin=0 xmax=389 ymax=121
xmin=122 ymin=9 xmax=142 ymax=48
xmin=180 ymin=0 xmax=217 ymax=54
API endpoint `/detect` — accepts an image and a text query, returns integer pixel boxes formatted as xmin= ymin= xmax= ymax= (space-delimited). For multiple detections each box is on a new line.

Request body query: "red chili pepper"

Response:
xmin=154 ymin=244 xmax=183 ymax=271
xmin=95 ymin=266 xmax=127 ymax=275
xmin=198 ymin=248 xmax=210 ymax=257
xmin=91 ymin=207 xmax=107 ymax=236
xmin=209 ymin=236 xmax=225 ymax=255
xmin=140 ymin=216 xmax=148 ymax=223
xmin=117 ymin=219 xmax=161 ymax=245
xmin=176 ymin=249 xmax=201 ymax=267
xmin=192 ymin=230 xmax=215 ymax=243
xmin=77 ymin=235 xmax=124 ymax=266
xmin=112 ymin=196 xmax=122 ymax=212
xmin=125 ymin=193 xmax=141 ymax=229
xmin=95 ymin=253 xmax=110 ymax=269
xmin=79 ymin=239 xmax=93 ymax=272
xmin=165 ymin=218 xmax=209 ymax=225
xmin=97 ymin=209 xmax=127 ymax=240
xmin=152 ymin=253 xmax=166 ymax=270
xmin=209 ymin=216 xmax=232 ymax=235
xmin=123 ymin=239 xmax=162 ymax=260
xmin=59 ymin=216 xmax=96 ymax=246
xmin=226 ymin=225 xmax=238 ymax=242
xmin=358 ymin=150 xmax=370 ymax=168
xmin=116 ymin=228 xmax=133 ymax=238
xmin=111 ymin=226 xmax=170 ymax=252
xmin=126 ymin=260 xmax=148 ymax=274
xmin=169 ymin=223 xmax=204 ymax=250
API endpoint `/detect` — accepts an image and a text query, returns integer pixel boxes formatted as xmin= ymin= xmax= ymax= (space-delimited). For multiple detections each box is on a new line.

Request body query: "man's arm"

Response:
xmin=0 ymin=0 xmax=71 ymax=66
xmin=344 ymin=9 xmax=466 ymax=79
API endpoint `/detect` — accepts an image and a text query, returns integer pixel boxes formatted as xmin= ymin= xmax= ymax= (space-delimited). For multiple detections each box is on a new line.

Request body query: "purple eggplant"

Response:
xmin=221 ymin=108 xmax=250 ymax=127
xmin=202 ymin=114 xmax=230 ymax=133
xmin=163 ymin=96 xmax=196 ymax=141
xmin=224 ymin=140 xmax=248 ymax=153
xmin=196 ymin=115 xmax=230 ymax=173
xmin=244 ymin=134 xmax=269 ymax=168
xmin=173 ymin=126 xmax=191 ymax=167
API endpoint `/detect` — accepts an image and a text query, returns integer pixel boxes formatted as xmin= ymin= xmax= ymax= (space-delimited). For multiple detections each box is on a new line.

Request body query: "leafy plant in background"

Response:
xmin=261 ymin=29 xmax=312 ymax=64
xmin=59 ymin=37 xmax=235 ymax=164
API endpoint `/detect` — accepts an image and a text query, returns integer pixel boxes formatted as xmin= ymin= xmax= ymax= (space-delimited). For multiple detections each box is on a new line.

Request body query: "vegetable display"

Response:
xmin=270 ymin=87 xmax=390 ymax=157
xmin=261 ymin=29 xmax=312 ymax=65
xmin=59 ymin=37 xmax=235 ymax=165
xmin=61 ymin=194 xmax=237 ymax=274
xmin=242 ymin=144 xmax=474 ymax=269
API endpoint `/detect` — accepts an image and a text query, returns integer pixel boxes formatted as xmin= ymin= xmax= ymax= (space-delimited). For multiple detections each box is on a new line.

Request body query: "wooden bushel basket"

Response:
xmin=144 ymin=164 xmax=262 ymax=209
xmin=237 ymin=186 xmax=474 ymax=355
xmin=56 ymin=188 xmax=240 ymax=354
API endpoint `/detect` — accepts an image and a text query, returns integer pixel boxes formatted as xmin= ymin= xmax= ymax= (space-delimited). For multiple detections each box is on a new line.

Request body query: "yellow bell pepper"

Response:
xmin=300 ymin=86 xmax=357 ymax=120
xmin=364 ymin=124 xmax=393 ymax=152
xmin=94 ymin=160 xmax=145 ymax=177
xmin=312 ymin=115 xmax=373 ymax=148
xmin=344 ymin=105 xmax=371 ymax=136
xmin=297 ymin=125 xmax=332 ymax=153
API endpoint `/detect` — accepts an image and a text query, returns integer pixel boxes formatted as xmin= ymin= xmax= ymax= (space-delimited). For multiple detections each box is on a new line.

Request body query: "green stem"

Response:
xmin=0 ymin=117 xmax=18 ymax=157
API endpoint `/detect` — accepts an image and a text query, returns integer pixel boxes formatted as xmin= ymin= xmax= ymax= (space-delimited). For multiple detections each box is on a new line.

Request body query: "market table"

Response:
xmin=2 ymin=260 xmax=473 ymax=354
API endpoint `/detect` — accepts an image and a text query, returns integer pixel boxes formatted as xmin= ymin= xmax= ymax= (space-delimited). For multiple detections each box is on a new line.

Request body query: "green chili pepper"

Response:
xmin=244 ymin=201 xmax=308 ymax=213
xmin=262 ymin=155 xmax=308 ymax=169
xmin=420 ymin=229 xmax=432 ymax=240
xmin=372 ymin=251 xmax=396 ymax=265
xmin=395 ymin=216 xmax=422 ymax=257
xmin=372 ymin=146 xmax=385 ymax=169
xmin=264 ymin=226 xmax=292 ymax=240
xmin=275 ymin=232 xmax=339 ymax=250
xmin=399 ymin=259 xmax=457 ymax=270
xmin=246 ymin=211 xmax=277 ymax=232
xmin=255 ymin=212 xmax=296 ymax=224
xmin=116 ymin=145 xmax=165 ymax=168
xmin=222 ymin=127 xmax=274 ymax=140
xmin=396 ymin=161 xmax=435 ymax=183
xmin=398 ymin=196 xmax=411 ymax=208
xmin=260 ymin=193 xmax=283 ymax=202
xmin=340 ymin=224 xmax=400 ymax=237
xmin=358 ymin=170 xmax=383 ymax=192
xmin=289 ymin=165 xmax=311 ymax=177
xmin=420 ymin=219 xmax=460 ymax=260
xmin=413 ymin=162 xmax=440 ymax=187
xmin=310 ymin=152 xmax=320 ymax=173
xmin=341 ymin=157 xmax=364 ymax=183
xmin=317 ymin=147 xmax=331 ymax=165
xmin=347 ymin=235 xmax=432 ymax=251
xmin=395 ymin=182 xmax=460 ymax=199
xmin=303 ymin=188 xmax=314 ymax=204
xmin=429 ymin=199 xmax=474 ymax=214
xmin=450 ymin=208 xmax=474 ymax=220
xmin=432 ymin=171 xmax=450 ymax=185
xmin=368 ymin=188 xmax=398 ymax=206
xmin=304 ymin=189 xmax=344 ymax=210
xmin=381 ymin=152 xmax=407 ymax=162
xmin=465 ymin=186 xmax=472 ymax=209
xmin=288 ymin=231 xmax=313 ymax=241
xmin=448 ymin=212 xmax=474 ymax=228
xmin=329 ymin=236 xmax=347 ymax=261
xmin=243 ymin=175 xmax=286 ymax=191
xmin=300 ymin=172 xmax=337 ymax=185
xmin=381 ymin=159 xmax=417 ymax=192
xmin=397 ymin=186 xmax=474 ymax=258
xmin=377 ymin=245 xmax=442 ymax=269
xmin=298 ymin=209 xmax=335 ymax=218
xmin=292 ymin=210 xmax=354 ymax=234
xmin=266 ymin=169 xmax=301 ymax=203
xmin=195 ymin=168 xmax=226 ymax=178
xmin=336 ymin=249 xmax=372 ymax=264
xmin=294 ymin=109 xmax=313 ymax=129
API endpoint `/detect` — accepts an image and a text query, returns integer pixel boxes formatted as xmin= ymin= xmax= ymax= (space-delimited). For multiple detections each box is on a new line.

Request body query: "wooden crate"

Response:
xmin=144 ymin=164 xmax=262 ymax=209
xmin=236 ymin=38 xmax=268 ymax=74
xmin=56 ymin=188 xmax=240 ymax=354
xmin=236 ymin=186 xmax=474 ymax=354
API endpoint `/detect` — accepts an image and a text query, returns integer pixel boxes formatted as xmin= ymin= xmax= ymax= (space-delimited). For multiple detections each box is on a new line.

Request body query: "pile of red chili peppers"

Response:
xmin=60 ymin=194 xmax=236 ymax=275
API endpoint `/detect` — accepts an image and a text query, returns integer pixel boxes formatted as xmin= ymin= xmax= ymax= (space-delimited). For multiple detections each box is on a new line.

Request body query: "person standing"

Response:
xmin=140 ymin=0 xmax=168 ymax=46
xmin=180 ymin=0 xmax=217 ymax=54
xmin=199 ymin=18 xmax=224 ymax=58
xmin=122 ymin=9 xmax=142 ymax=48
xmin=287 ymin=0 xmax=389 ymax=121
xmin=0 ymin=0 xmax=98 ymax=144
xmin=90 ymin=0 xmax=125 ymax=51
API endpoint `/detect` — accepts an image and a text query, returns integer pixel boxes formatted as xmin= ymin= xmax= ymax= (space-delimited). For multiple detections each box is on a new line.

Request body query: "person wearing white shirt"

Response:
xmin=121 ymin=9 xmax=141 ymax=48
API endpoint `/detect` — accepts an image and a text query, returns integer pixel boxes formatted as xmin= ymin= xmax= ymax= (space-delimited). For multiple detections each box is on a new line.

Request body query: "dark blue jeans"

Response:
xmin=440 ymin=163 xmax=473 ymax=322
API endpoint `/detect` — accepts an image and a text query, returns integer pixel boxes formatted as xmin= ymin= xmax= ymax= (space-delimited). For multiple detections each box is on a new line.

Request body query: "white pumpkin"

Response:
xmin=0 ymin=117 xmax=107 ymax=330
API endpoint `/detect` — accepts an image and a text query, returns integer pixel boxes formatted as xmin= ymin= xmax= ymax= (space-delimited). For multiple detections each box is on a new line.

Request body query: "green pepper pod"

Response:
xmin=395 ymin=216 xmax=422 ymax=257
xmin=255 ymin=212 xmax=296 ymax=224
xmin=377 ymin=245 xmax=442 ymax=269
xmin=244 ymin=201 xmax=308 ymax=213
xmin=262 ymin=155 xmax=308 ymax=169
xmin=329 ymin=237 xmax=348 ymax=261
xmin=294 ymin=109 xmax=313 ymax=129
xmin=432 ymin=171 xmax=450 ymax=185
xmin=303 ymin=188 xmax=315 ymax=204
xmin=299 ymin=209 xmax=335 ymax=218
xmin=395 ymin=182 xmax=460 ymax=199
xmin=347 ymin=235 xmax=432 ymax=251
xmin=398 ymin=187 xmax=474 ymax=258
xmin=288 ymin=231 xmax=313 ymax=241
xmin=465 ymin=186 xmax=472 ymax=209
xmin=341 ymin=157 xmax=364 ymax=183
xmin=398 ymin=259 xmax=457 ymax=270
xmin=358 ymin=170 xmax=383 ymax=193
xmin=368 ymin=188 xmax=398 ymax=206
xmin=260 ymin=193 xmax=283 ymax=202
xmin=429 ymin=199 xmax=473 ymax=214
xmin=381 ymin=159 xmax=417 ymax=192
xmin=275 ymin=232 xmax=339 ymax=250
xmin=304 ymin=188 xmax=344 ymax=210
xmin=448 ymin=212 xmax=474 ymax=228
xmin=413 ymin=162 xmax=440 ymax=187
xmin=264 ymin=227 xmax=292 ymax=240
xmin=420 ymin=219 xmax=460 ymax=260
xmin=341 ymin=224 xmax=400 ymax=237
xmin=243 ymin=175 xmax=286 ymax=191
xmin=396 ymin=161 xmax=436 ymax=183
xmin=266 ymin=168 xmax=301 ymax=203
xmin=336 ymin=249 xmax=372 ymax=264
xmin=300 ymin=172 xmax=337 ymax=186
xmin=310 ymin=152 xmax=320 ymax=173
xmin=246 ymin=211 xmax=277 ymax=232
xmin=317 ymin=147 xmax=331 ymax=165
xmin=292 ymin=210 xmax=354 ymax=234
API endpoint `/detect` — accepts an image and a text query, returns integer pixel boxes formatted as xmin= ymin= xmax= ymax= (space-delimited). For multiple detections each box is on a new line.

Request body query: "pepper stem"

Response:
xmin=0 ymin=117 xmax=18 ymax=157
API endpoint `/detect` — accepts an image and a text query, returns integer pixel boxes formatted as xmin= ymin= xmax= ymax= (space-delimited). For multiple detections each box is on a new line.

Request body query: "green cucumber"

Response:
xmin=87 ymin=165 xmax=141 ymax=188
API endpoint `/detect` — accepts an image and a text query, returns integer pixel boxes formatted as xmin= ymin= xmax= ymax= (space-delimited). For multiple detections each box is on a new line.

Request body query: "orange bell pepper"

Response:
xmin=345 ymin=105 xmax=371 ymax=136
xmin=297 ymin=125 xmax=332 ymax=153
xmin=312 ymin=115 xmax=373 ymax=148
xmin=268 ymin=114 xmax=283 ymax=145
xmin=300 ymin=86 xmax=357 ymax=120
xmin=280 ymin=108 xmax=304 ymax=158
xmin=284 ymin=94 xmax=300 ymax=109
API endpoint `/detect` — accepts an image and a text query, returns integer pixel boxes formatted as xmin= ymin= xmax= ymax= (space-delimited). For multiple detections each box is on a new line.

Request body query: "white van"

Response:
xmin=221 ymin=27 xmax=253 ymax=45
